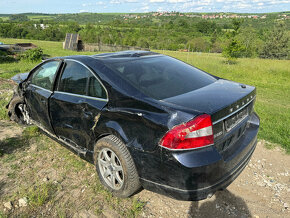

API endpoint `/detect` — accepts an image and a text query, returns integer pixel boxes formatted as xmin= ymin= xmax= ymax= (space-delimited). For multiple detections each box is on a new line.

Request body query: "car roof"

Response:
xmin=91 ymin=50 xmax=159 ymax=59
xmin=50 ymin=50 xmax=159 ymax=61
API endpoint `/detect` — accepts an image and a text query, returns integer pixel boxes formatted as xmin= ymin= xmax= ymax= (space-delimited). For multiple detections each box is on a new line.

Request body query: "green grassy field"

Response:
xmin=0 ymin=38 xmax=289 ymax=152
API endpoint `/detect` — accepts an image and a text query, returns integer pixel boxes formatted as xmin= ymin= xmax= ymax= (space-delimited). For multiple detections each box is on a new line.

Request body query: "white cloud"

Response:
xmin=194 ymin=6 xmax=204 ymax=10
xmin=141 ymin=5 xmax=150 ymax=12
xmin=168 ymin=0 xmax=189 ymax=2
xmin=83 ymin=0 xmax=290 ymax=12
xmin=157 ymin=6 xmax=164 ymax=11
xmin=150 ymin=0 xmax=165 ymax=2
xmin=82 ymin=1 xmax=104 ymax=7
xmin=124 ymin=0 xmax=139 ymax=2
xmin=109 ymin=0 xmax=138 ymax=3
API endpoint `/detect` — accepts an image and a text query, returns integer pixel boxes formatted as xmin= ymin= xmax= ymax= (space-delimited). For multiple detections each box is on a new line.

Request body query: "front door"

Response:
xmin=49 ymin=60 xmax=108 ymax=149
xmin=25 ymin=60 xmax=61 ymax=133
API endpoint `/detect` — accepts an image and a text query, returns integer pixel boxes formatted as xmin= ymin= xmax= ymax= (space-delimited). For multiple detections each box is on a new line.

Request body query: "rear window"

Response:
xmin=107 ymin=56 xmax=216 ymax=100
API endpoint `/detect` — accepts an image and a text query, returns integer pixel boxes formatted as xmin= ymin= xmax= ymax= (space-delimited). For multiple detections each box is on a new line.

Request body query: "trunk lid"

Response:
xmin=163 ymin=79 xmax=255 ymax=122
xmin=163 ymin=79 xmax=256 ymax=152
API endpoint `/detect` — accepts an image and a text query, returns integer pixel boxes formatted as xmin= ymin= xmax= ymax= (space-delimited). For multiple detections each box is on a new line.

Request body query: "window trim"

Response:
xmin=54 ymin=91 xmax=108 ymax=102
xmin=30 ymin=84 xmax=53 ymax=93
xmin=57 ymin=59 xmax=109 ymax=101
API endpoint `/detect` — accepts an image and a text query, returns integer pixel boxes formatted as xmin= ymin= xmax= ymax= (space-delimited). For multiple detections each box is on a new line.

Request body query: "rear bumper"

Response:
xmin=139 ymin=112 xmax=259 ymax=201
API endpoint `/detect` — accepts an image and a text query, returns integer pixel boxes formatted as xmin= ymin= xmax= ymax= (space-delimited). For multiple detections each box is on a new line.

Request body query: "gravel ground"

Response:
xmin=137 ymin=140 xmax=290 ymax=218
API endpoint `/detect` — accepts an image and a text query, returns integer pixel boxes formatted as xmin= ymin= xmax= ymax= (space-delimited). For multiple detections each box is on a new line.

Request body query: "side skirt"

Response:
xmin=32 ymin=120 xmax=94 ymax=164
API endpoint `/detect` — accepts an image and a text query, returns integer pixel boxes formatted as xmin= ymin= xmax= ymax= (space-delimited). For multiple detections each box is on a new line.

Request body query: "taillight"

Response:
xmin=160 ymin=114 xmax=214 ymax=150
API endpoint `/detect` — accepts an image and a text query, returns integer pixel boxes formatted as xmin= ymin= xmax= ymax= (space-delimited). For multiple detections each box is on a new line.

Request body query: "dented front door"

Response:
xmin=49 ymin=60 xmax=108 ymax=149
xmin=24 ymin=60 xmax=61 ymax=133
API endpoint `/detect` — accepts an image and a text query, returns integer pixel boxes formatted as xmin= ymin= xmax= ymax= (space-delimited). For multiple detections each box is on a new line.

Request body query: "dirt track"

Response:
xmin=0 ymin=120 xmax=289 ymax=217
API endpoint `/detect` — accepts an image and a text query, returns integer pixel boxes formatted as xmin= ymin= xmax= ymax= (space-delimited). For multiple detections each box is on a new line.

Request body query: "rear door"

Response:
xmin=25 ymin=60 xmax=61 ymax=133
xmin=49 ymin=60 xmax=108 ymax=149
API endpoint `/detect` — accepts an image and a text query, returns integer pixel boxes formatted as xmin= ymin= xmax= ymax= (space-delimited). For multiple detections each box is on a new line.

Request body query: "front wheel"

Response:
xmin=94 ymin=135 xmax=141 ymax=198
xmin=7 ymin=96 xmax=30 ymax=125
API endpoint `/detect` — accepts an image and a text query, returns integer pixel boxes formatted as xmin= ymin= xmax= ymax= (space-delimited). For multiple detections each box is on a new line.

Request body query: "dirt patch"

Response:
xmin=0 ymin=121 xmax=289 ymax=217
xmin=136 ymin=140 xmax=290 ymax=217
xmin=0 ymin=120 xmax=23 ymax=141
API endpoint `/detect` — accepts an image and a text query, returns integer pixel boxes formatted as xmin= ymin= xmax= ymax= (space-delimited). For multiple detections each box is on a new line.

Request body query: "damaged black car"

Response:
xmin=7 ymin=51 xmax=259 ymax=200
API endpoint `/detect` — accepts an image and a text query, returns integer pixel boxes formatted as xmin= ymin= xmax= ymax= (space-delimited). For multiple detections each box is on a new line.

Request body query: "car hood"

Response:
xmin=163 ymin=79 xmax=256 ymax=122
xmin=11 ymin=72 xmax=29 ymax=84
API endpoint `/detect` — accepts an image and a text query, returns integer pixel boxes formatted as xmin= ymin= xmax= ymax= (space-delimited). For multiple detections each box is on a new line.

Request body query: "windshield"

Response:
xmin=108 ymin=56 xmax=217 ymax=100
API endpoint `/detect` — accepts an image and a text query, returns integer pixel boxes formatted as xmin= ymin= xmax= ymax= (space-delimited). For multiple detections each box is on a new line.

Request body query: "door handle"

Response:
xmin=40 ymin=99 xmax=46 ymax=104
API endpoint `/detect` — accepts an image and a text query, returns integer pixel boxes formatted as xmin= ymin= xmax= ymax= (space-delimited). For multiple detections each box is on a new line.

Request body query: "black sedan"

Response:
xmin=7 ymin=51 xmax=259 ymax=200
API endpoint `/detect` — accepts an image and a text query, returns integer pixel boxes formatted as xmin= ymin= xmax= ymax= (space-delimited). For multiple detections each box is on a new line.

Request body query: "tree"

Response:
xmin=222 ymin=19 xmax=245 ymax=61
xmin=137 ymin=38 xmax=149 ymax=48
xmin=9 ymin=14 xmax=29 ymax=22
xmin=236 ymin=27 xmax=262 ymax=57
xmin=196 ymin=20 xmax=217 ymax=35
xmin=66 ymin=22 xmax=81 ymax=33
xmin=187 ymin=37 xmax=210 ymax=52
xmin=259 ymin=22 xmax=289 ymax=59
xmin=223 ymin=39 xmax=247 ymax=58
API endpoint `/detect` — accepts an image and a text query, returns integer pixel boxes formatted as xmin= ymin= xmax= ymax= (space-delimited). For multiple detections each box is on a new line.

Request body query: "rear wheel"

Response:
xmin=94 ymin=135 xmax=141 ymax=198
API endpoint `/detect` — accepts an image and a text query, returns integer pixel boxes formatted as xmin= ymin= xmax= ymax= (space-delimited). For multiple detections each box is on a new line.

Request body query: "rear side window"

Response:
xmin=108 ymin=56 xmax=217 ymax=100
xmin=31 ymin=61 xmax=59 ymax=90
xmin=58 ymin=61 xmax=89 ymax=95
xmin=88 ymin=74 xmax=107 ymax=99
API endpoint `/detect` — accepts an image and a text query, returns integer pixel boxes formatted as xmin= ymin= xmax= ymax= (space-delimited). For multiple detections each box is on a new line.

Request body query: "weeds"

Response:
xmin=26 ymin=183 xmax=58 ymax=208
xmin=0 ymin=211 xmax=8 ymax=218
xmin=128 ymin=198 xmax=146 ymax=217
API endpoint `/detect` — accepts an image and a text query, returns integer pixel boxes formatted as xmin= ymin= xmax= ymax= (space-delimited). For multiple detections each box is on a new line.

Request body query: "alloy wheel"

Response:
xmin=98 ymin=148 xmax=124 ymax=190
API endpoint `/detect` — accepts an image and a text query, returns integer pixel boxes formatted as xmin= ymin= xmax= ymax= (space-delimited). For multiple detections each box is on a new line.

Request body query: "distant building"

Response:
xmin=33 ymin=24 xmax=49 ymax=29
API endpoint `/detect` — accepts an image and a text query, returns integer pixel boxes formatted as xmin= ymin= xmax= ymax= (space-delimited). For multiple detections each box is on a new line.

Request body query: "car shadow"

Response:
xmin=0 ymin=181 xmax=6 ymax=196
xmin=0 ymin=135 xmax=29 ymax=157
xmin=188 ymin=189 xmax=251 ymax=217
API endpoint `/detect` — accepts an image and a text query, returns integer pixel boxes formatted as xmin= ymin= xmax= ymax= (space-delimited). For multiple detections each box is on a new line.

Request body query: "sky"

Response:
xmin=1 ymin=0 xmax=290 ymax=14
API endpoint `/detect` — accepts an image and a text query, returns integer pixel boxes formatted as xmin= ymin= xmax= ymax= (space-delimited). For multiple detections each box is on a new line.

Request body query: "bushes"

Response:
xmin=0 ymin=48 xmax=43 ymax=63
xmin=20 ymin=47 xmax=43 ymax=62
xmin=0 ymin=50 xmax=15 ymax=63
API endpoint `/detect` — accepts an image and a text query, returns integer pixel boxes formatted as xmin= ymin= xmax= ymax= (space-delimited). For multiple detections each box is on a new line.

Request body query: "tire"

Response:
xmin=7 ymin=96 xmax=27 ymax=124
xmin=94 ymin=135 xmax=141 ymax=198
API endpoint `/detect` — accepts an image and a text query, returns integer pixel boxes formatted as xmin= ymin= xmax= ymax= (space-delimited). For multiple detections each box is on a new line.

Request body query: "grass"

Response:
xmin=26 ymin=183 xmax=58 ymax=208
xmin=0 ymin=37 xmax=289 ymax=153
xmin=0 ymin=126 xmax=145 ymax=217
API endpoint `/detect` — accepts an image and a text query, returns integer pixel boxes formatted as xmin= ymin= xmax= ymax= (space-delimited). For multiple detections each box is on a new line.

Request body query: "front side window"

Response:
xmin=58 ymin=61 xmax=90 ymax=95
xmin=31 ymin=61 xmax=59 ymax=90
